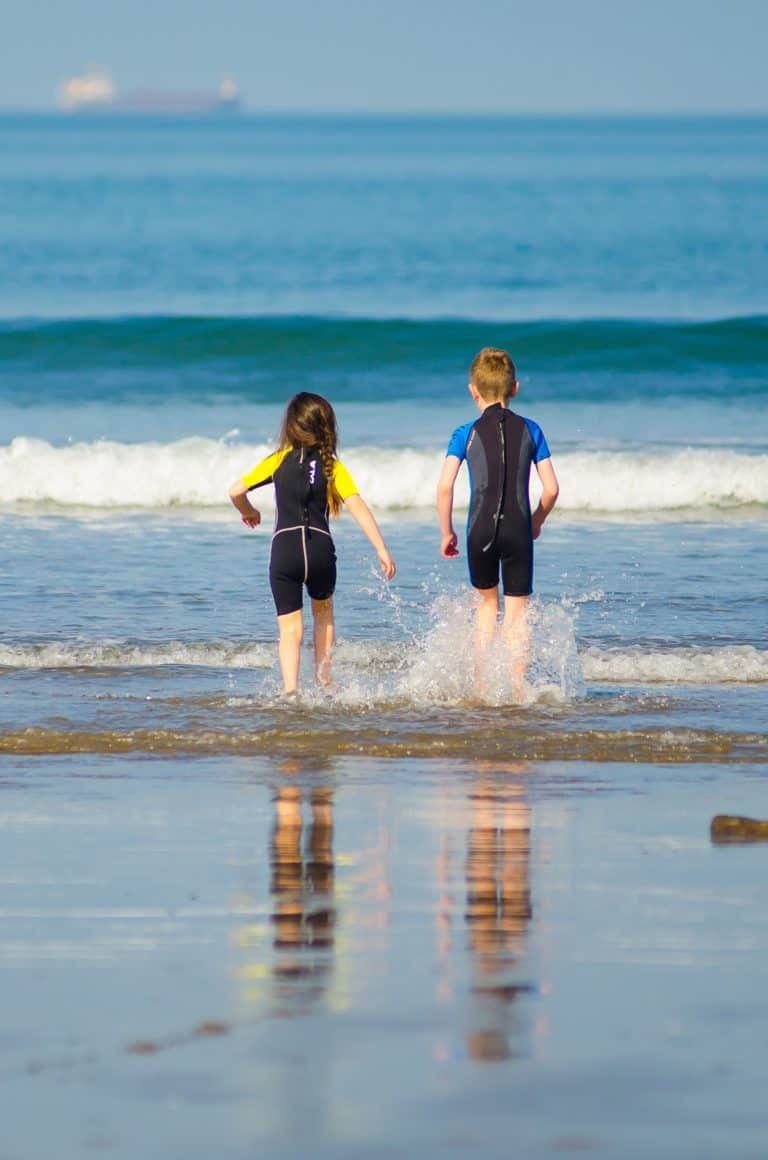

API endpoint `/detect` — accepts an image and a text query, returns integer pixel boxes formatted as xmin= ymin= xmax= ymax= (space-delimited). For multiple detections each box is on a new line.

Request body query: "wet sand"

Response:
xmin=2 ymin=753 xmax=768 ymax=1158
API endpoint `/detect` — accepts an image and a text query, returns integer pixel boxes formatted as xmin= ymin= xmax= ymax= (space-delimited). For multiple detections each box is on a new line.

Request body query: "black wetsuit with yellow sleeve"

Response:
xmin=241 ymin=446 xmax=359 ymax=616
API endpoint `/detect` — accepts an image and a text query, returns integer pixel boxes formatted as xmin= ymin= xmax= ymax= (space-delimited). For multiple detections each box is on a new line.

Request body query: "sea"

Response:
xmin=1 ymin=114 xmax=766 ymax=757
xmin=1 ymin=115 xmax=768 ymax=1157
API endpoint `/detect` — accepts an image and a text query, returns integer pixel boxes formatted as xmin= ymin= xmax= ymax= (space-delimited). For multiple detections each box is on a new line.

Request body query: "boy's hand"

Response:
xmin=378 ymin=549 xmax=396 ymax=580
xmin=441 ymin=532 xmax=459 ymax=558
xmin=241 ymin=510 xmax=261 ymax=529
xmin=532 ymin=510 xmax=544 ymax=540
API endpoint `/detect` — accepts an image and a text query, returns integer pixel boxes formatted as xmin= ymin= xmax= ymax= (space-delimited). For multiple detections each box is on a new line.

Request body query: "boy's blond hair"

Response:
xmin=469 ymin=348 xmax=517 ymax=402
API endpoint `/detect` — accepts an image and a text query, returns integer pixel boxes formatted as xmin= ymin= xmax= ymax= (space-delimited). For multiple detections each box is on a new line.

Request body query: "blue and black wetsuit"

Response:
xmin=241 ymin=447 xmax=359 ymax=616
xmin=446 ymin=404 xmax=551 ymax=596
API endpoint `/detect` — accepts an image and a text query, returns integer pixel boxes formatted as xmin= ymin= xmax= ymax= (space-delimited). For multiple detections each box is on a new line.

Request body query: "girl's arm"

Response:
xmin=229 ymin=449 xmax=287 ymax=528
xmin=344 ymin=494 xmax=396 ymax=579
xmin=532 ymin=458 xmax=559 ymax=540
xmin=229 ymin=479 xmax=261 ymax=528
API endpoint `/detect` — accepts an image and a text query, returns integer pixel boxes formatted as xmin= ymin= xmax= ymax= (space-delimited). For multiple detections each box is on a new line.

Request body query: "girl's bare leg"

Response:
xmin=311 ymin=596 xmax=335 ymax=686
xmin=277 ymin=609 xmax=303 ymax=694
xmin=502 ymin=594 xmax=530 ymax=698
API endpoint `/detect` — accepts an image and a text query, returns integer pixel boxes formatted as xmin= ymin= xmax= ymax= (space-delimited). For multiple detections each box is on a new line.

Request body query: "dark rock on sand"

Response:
xmin=710 ymin=815 xmax=768 ymax=843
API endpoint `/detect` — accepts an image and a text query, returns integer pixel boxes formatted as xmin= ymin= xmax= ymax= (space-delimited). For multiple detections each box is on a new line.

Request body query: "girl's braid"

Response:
xmin=319 ymin=428 xmax=342 ymax=516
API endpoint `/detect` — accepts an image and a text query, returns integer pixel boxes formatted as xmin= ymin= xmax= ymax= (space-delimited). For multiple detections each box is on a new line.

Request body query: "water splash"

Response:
xmin=399 ymin=594 xmax=584 ymax=707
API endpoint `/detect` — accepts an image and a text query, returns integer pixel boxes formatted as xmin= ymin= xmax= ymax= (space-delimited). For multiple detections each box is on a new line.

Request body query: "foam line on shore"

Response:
xmin=1 ymin=639 xmax=766 ymax=685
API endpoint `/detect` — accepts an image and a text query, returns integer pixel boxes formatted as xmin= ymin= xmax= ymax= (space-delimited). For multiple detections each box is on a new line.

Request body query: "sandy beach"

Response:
xmin=2 ymin=752 xmax=767 ymax=1158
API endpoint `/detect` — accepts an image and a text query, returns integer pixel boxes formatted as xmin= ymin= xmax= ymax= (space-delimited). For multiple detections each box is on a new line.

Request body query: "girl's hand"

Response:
xmin=229 ymin=481 xmax=262 ymax=528
xmin=441 ymin=532 xmax=459 ymax=558
xmin=378 ymin=548 xmax=396 ymax=580
xmin=343 ymin=495 xmax=395 ymax=579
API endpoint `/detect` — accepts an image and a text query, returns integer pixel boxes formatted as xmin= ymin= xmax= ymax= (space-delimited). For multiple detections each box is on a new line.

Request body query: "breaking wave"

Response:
xmin=2 ymin=437 xmax=767 ymax=513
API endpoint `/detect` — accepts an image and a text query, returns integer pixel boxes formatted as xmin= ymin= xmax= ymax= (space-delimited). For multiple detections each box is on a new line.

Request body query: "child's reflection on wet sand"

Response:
xmin=269 ymin=781 xmax=336 ymax=1013
xmin=464 ymin=766 xmax=533 ymax=1061
xmin=234 ymin=757 xmax=534 ymax=1066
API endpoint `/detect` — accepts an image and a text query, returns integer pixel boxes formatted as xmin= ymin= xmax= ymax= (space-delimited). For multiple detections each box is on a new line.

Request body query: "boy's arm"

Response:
xmin=344 ymin=494 xmax=396 ymax=579
xmin=532 ymin=458 xmax=559 ymax=540
xmin=437 ymin=456 xmax=462 ymax=557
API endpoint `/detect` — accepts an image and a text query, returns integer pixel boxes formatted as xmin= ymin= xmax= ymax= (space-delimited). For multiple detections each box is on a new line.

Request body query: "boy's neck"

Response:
xmin=476 ymin=397 xmax=507 ymax=413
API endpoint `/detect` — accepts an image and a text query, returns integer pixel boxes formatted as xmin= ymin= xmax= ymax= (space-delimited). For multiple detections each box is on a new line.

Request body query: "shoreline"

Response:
xmin=2 ymin=722 xmax=766 ymax=763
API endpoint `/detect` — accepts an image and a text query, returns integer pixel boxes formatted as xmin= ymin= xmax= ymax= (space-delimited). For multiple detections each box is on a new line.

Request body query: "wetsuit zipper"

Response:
xmin=483 ymin=413 xmax=506 ymax=552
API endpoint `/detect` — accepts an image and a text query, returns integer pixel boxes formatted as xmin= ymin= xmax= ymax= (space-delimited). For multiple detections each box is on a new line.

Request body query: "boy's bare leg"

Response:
xmin=502 ymin=595 xmax=530 ymax=698
xmin=476 ymin=587 xmax=500 ymax=648
xmin=474 ymin=587 xmax=499 ymax=694
xmin=277 ymin=609 xmax=303 ymax=694
xmin=311 ymin=596 xmax=335 ymax=686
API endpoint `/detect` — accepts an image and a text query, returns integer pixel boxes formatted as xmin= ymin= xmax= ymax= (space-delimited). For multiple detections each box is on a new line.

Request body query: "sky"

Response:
xmin=2 ymin=0 xmax=767 ymax=113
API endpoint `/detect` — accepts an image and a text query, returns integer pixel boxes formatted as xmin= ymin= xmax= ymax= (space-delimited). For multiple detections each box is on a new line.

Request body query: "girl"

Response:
xmin=229 ymin=392 xmax=396 ymax=695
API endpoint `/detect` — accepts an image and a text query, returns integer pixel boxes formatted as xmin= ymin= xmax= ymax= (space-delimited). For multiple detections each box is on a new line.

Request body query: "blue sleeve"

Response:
xmin=446 ymin=421 xmax=472 ymax=462
xmin=524 ymin=418 xmax=551 ymax=462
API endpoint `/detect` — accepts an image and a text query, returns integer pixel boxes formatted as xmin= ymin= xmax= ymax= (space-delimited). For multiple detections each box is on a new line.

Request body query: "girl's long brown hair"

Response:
xmin=278 ymin=392 xmax=343 ymax=516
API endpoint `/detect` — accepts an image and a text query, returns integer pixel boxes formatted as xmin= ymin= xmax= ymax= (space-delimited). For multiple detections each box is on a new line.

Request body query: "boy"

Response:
xmin=436 ymin=348 xmax=559 ymax=684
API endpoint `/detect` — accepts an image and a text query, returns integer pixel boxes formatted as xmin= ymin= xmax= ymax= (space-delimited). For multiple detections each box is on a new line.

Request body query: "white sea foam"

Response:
xmin=2 ymin=436 xmax=767 ymax=513
xmin=242 ymin=633 xmax=768 ymax=707
xmin=0 ymin=595 xmax=585 ymax=706
xmin=2 ymin=636 xmax=765 ymax=689
xmin=580 ymin=644 xmax=768 ymax=684
xmin=0 ymin=641 xmax=275 ymax=670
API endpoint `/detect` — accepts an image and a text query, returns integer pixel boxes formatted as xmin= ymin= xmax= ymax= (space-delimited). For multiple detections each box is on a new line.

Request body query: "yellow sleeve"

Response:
xmin=241 ymin=449 xmax=289 ymax=491
xmin=332 ymin=460 xmax=359 ymax=502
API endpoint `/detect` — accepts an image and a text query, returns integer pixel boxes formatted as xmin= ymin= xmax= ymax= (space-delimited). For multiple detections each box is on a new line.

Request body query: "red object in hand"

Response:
xmin=441 ymin=533 xmax=459 ymax=558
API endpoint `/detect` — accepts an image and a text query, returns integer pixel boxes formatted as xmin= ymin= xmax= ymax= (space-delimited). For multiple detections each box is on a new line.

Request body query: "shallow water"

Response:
xmin=2 ymin=514 xmax=766 ymax=765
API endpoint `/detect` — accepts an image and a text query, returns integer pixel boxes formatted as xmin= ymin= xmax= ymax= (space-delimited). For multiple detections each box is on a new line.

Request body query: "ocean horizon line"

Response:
xmin=2 ymin=309 xmax=767 ymax=327
xmin=2 ymin=108 xmax=767 ymax=122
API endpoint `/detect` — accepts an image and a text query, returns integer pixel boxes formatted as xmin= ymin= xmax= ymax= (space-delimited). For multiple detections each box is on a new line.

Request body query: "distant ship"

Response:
xmin=57 ymin=71 xmax=242 ymax=114
xmin=57 ymin=70 xmax=116 ymax=112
